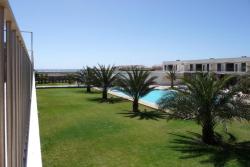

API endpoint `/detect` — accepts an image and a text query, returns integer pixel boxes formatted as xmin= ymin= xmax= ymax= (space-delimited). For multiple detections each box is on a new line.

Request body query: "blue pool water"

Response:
xmin=111 ymin=88 xmax=175 ymax=104
xmin=141 ymin=89 xmax=175 ymax=104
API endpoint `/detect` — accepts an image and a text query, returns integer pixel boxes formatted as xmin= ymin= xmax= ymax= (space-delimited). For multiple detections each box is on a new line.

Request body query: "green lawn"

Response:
xmin=37 ymin=88 xmax=250 ymax=167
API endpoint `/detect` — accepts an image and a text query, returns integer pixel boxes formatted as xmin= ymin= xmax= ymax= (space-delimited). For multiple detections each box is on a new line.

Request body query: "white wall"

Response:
xmin=27 ymin=76 xmax=42 ymax=167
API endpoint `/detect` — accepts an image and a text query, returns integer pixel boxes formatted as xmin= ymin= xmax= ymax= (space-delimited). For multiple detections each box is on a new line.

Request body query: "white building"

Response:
xmin=163 ymin=56 xmax=250 ymax=75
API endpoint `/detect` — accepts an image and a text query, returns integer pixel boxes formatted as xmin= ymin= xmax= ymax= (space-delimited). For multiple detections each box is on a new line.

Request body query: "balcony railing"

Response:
xmin=0 ymin=0 xmax=34 ymax=167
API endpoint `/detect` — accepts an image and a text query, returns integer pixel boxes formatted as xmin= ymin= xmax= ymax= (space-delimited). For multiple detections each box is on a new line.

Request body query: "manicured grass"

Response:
xmin=37 ymin=88 xmax=250 ymax=167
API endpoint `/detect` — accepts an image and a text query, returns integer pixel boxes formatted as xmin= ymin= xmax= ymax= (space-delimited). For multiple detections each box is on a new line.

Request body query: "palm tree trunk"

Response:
xmin=102 ymin=87 xmax=108 ymax=100
xmin=171 ymin=79 xmax=174 ymax=88
xmin=86 ymin=85 xmax=91 ymax=93
xmin=202 ymin=120 xmax=216 ymax=144
xmin=132 ymin=99 xmax=139 ymax=112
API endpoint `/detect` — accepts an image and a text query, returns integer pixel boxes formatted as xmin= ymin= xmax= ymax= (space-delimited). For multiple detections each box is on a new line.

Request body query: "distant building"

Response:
xmin=35 ymin=69 xmax=79 ymax=76
xmin=151 ymin=65 xmax=163 ymax=71
xmin=163 ymin=56 xmax=250 ymax=76
xmin=35 ymin=69 xmax=80 ymax=74
xmin=35 ymin=69 xmax=80 ymax=83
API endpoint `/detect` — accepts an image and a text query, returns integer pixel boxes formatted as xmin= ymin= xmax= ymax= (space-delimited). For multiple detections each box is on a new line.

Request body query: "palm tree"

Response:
xmin=117 ymin=67 xmax=157 ymax=112
xmin=166 ymin=68 xmax=176 ymax=88
xmin=66 ymin=74 xmax=75 ymax=84
xmin=41 ymin=74 xmax=48 ymax=84
xmin=35 ymin=73 xmax=42 ymax=84
xmin=158 ymin=73 xmax=250 ymax=145
xmin=238 ymin=75 xmax=250 ymax=94
xmin=76 ymin=66 xmax=94 ymax=93
xmin=93 ymin=64 xmax=118 ymax=100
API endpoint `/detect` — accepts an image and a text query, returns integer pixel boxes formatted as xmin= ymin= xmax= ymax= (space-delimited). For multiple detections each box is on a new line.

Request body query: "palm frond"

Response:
xmin=158 ymin=73 xmax=250 ymax=124
xmin=117 ymin=67 xmax=157 ymax=100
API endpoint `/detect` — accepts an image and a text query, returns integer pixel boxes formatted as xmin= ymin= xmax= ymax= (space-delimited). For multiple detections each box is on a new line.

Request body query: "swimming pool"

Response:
xmin=110 ymin=88 xmax=175 ymax=104
xmin=141 ymin=89 xmax=175 ymax=104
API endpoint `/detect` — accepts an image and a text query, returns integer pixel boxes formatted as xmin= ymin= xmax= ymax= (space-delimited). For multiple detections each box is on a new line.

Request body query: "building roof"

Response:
xmin=163 ymin=56 xmax=250 ymax=64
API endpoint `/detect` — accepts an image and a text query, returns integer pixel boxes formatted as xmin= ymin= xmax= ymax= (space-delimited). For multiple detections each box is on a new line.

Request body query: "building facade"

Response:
xmin=163 ymin=56 xmax=250 ymax=76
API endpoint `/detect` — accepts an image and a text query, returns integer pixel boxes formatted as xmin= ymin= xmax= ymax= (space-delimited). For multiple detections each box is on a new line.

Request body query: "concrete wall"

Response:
xmin=149 ymin=71 xmax=182 ymax=85
xmin=118 ymin=71 xmax=181 ymax=86
xmin=27 ymin=77 xmax=42 ymax=167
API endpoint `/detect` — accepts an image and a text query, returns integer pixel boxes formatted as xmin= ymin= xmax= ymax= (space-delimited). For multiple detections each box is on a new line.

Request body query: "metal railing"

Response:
xmin=0 ymin=0 xmax=34 ymax=167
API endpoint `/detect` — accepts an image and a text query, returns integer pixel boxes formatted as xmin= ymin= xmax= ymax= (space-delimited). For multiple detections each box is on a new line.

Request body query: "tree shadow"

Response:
xmin=75 ymin=89 xmax=100 ymax=94
xmin=169 ymin=131 xmax=250 ymax=167
xmin=108 ymin=97 xmax=127 ymax=103
xmin=118 ymin=110 xmax=167 ymax=121
xmin=86 ymin=97 xmax=126 ymax=104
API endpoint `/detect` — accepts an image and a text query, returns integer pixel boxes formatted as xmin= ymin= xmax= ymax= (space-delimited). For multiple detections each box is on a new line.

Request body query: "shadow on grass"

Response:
xmin=118 ymin=110 xmax=167 ymax=121
xmin=169 ymin=131 xmax=250 ymax=167
xmin=75 ymin=89 xmax=101 ymax=94
xmin=86 ymin=97 xmax=126 ymax=104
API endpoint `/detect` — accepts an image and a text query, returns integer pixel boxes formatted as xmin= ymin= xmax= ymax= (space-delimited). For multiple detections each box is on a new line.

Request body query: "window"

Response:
xmin=196 ymin=64 xmax=202 ymax=71
xmin=167 ymin=65 xmax=173 ymax=71
xmin=207 ymin=64 xmax=210 ymax=71
xmin=235 ymin=64 xmax=238 ymax=72
xmin=164 ymin=65 xmax=167 ymax=71
xmin=190 ymin=64 xmax=193 ymax=71
xmin=202 ymin=65 xmax=206 ymax=71
xmin=241 ymin=63 xmax=246 ymax=72
xmin=226 ymin=63 xmax=234 ymax=72
xmin=217 ymin=63 xmax=221 ymax=71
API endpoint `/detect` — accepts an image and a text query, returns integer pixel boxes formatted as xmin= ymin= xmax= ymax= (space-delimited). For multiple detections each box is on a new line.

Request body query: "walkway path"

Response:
xmin=36 ymin=85 xmax=85 ymax=89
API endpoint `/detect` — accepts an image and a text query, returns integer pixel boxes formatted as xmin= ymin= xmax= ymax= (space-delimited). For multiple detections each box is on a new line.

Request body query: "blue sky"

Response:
xmin=9 ymin=0 xmax=250 ymax=69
